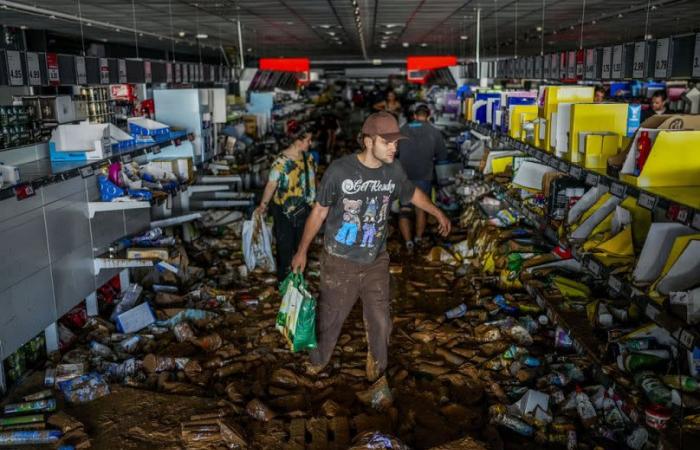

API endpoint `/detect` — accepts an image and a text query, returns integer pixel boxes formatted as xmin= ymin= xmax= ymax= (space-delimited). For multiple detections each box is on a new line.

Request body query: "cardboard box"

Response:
xmin=127 ymin=248 xmax=170 ymax=260
xmin=151 ymin=158 xmax=194 ymax=182
xmin=115 ymin=302 xmax=156 ymax=334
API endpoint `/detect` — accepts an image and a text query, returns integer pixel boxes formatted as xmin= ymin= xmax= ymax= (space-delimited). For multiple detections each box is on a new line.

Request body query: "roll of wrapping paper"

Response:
xmin=0 ymin=415 xmax=45 ymax=427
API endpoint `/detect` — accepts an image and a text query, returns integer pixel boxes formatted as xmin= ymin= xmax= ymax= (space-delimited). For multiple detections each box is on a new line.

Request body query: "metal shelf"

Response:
xmin=469 ymin=123 xmax=700 ymax=231
xmin=87 ymin=201 xmax=151 ymax=218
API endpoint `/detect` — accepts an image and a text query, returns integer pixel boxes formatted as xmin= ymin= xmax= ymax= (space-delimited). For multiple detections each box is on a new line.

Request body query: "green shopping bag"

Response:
xmin=276 ymin=272 xmax=317 ymax=352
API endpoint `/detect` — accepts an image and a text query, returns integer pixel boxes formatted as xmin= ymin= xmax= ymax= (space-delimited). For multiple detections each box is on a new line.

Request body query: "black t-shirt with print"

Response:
xmin=316 ymin=154 xmax=415 ymax=264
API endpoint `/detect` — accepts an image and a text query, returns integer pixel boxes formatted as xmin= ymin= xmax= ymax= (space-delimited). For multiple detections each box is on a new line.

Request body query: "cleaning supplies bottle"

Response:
xmin=634 ymin=131 xmax=651 ymax=176
xmin=574 ymin=386 xmax=597 ymax=427
xmin=634 ymin=371 xmax=672 ymax=406
xmin=660 ymin=375 xmax=699 ymax=393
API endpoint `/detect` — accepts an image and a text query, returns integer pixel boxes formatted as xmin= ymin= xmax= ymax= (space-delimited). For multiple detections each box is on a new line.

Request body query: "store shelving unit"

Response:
xmin=469 ymin=123 xmax=700 ymax=231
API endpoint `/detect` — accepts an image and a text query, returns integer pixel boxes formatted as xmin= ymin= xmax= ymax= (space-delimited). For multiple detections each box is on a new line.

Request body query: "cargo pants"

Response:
xmin=309 ymin=250 xmax=391 ymax=381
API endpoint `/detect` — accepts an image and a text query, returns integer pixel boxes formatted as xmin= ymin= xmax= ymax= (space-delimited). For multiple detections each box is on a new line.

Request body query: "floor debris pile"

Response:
xmin=2 ymin=170 xmax=699 ymax=449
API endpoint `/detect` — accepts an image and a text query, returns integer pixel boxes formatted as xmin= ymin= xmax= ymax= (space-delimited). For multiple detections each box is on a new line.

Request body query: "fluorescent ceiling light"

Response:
xmin=402 ymin=42 xmax=409 ymax=47
xmin=179 ymin=31 xmax=186 ymax=37
xmin=196 ymin=33 xmax=208 ymax=39
xmin=460 ymin=35 xmax=468 ymax=40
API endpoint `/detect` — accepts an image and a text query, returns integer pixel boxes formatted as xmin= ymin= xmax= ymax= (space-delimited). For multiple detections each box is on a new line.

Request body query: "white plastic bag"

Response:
xmin=242 ymin=213 xmax=276 ymax=273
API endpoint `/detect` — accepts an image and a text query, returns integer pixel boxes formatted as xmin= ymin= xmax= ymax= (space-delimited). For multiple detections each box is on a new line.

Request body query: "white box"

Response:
xmin=0 ymin=164 xmax=20 ymax=184
xmin=50 ymin=123 xmax=112 ymax=160
xmin=115 ymin=302 xmax=156 ymax=333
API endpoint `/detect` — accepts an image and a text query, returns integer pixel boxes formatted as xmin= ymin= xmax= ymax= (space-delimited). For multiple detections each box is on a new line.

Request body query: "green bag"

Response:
xmin=276 ymin=273 xmax=317 ymax=352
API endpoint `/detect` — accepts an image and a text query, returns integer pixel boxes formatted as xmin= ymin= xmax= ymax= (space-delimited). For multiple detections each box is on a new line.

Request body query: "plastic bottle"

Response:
xmin=489 ymin=405 xmax=534 ymax=436
xmin=634 ymin=131 xmax=651 ymax=176
xmin=660 ymin=375 xmax=699 ymax=393
xmin=634 ymin=371 xmax=672 ymax=406
xmin=89 ymin=341 xmax=114 ymax=359
xmin=574 ymin=386 xmax=597 ymax=427
xmin=445 ymin=303 xmax=467 ymax=319
xmin=617 ymin=351 xmax=669 ymax=372
xmin=625 ymin=427 xmax=649 ymax=450
xmin=0 ymin=430 xmax=62 ymax=445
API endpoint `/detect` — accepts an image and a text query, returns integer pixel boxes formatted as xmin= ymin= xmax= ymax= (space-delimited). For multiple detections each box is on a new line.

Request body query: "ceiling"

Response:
xmin=0 ymin=0 xmax=699 ymax=63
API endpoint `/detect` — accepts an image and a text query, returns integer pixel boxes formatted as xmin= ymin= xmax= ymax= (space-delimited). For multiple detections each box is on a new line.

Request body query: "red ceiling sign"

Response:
xmin=259 ymin=58 xmax=310 ymax=85
xmin=406 ymin=55 xmax=457 ymax=84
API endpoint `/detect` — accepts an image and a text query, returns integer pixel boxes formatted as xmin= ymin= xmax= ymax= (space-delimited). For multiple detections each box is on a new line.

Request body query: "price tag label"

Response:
xmin=677 ymin=206 xmax=690 ymax=224
xmin=612 ymin=45 xmax=623 ymax=79
xmin=166 ymin=62 xmax=173 ymax=83
xmin=692 ymin=210 xmax=700 ymax=230
xmin=26 ymin=52 xmax=41 ymax=86
xmin=680 ymin=329 xmax=695 ymax=349
xmin=587 ymin=258 xmax=602 ymax=277
xmin=118 ymin=59 xmax=127 ymax=83
xmin=610 ymin=181 xmax=627 ymax=198
xmin=585 ymin=173 xmax=599 ymax=186
xmin=144 ymin=60 xmax=152 ymax=83
xmin=637 ymin=192 xmax=657 ymax=210
xmin=601 ymin=46 xmax=612 ymax=79
xmin=75 ymin=56 xmax=87 ymax=85
xmin=121 ymin=154 xmax=132 ymax=164
xmin=694 ymin=34 xmax=700 ymax=78
xmin=79 ymin=166 xmax=94 ymax=178
xmin=585 ymin=48 xmax=596 ymax=79
xmin=99 ymin=58 xmax=110 ymax=84
xmin=633 ymin=41 xmax=647 ymax=78
xmin=567 ymin=51 xmax=576 ymax=79
xmin=608 ymin=276 xmax=622 ymax=292
xmin=535 ymin=55 xmax=543 ymax=79
xmin=570 ymin=165 xmax=583 ymax=179
xmin=46 ymin=52 xmax=60 ymax=85
xmin=645 ymin=303 xmax=660 ymax=321
xmin=6 ymin=50 xmax=24 ymax=86
xmin=655 ymin=38 xmax=671 ymax=79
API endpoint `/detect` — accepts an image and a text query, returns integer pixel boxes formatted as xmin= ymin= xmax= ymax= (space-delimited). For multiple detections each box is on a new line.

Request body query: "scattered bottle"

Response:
xmin=660 ymin=375 xmax=699 ymax=393
xmin=0 ymin=430 xmax=62 ymax=446
xmin=634 ymin=371 xmax=672 ymax=406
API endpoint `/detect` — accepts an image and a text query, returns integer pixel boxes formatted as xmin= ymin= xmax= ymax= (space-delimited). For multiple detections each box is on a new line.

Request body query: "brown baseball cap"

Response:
xmin=361 ymin=111 xmax=407 ymax=142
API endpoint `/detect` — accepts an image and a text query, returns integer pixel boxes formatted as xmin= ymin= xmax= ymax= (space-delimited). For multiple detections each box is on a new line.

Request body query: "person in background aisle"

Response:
xmin=373 ymin=89 xmax=403 ymax=117
xmin=397 ymin=103 xmax=448 ymax=254
xmin=643 ymin=89 xmax=668 ymax=120
xmin=255 ymin=124 xmax=316 ymax=281
xmin=594 ymin=85 xmax=606 ymax=103
xmin=290 ymin=112 xmax=451 ymax=385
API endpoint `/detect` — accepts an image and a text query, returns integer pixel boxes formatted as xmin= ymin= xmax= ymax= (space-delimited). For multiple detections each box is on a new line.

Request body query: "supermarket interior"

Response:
xmin=1 ymin=0 xmax=700 ymax=449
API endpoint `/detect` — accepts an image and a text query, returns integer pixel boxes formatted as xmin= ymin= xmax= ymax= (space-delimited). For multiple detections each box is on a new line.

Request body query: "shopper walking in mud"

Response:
xmin=290 ymin=111 xmax=451 ymax=389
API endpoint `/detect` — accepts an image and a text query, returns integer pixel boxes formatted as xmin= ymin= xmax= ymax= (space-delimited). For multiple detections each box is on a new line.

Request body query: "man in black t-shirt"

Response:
xmin=290 ymin=112 xmax=451 ymax=385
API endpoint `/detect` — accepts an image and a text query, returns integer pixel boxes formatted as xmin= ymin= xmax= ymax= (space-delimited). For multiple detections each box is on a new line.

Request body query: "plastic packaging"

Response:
xmin=0 ymin=414 xmax=45 ymax=427
xmin=245 ymin=399 xmax=275 ymax=422
xmin=109 ymin=284 xmax=143 ymax=320
xmin=155 ymin=309 xmax=218 ymax=328
xmin=58 ymin=373 xmax=110 ymax=404
xmin=445 ymin=303 xmax=468 ymax=319
xmin=3 ymin=399 xmax=56 ymax=415
xmin=574 ymin=386 xmax=597 ymax=427
xmin=89 ymin=341 xmax=114 ymax=359
xmin=191 ymin=333 xmax=223 ymax=352
xmin=348 ymin=432 xmax=410 ymax=450
xmin=102 ymin=358 xmax=140 ymax=380
xmin=21 ymin=390 xmax=53 ymax=402
xmin=142 ymin=354 xmax=190 ymax=373
xmin=0 ymin=430 xmax=62 ymax=446
xmin=173 ymin=322 xmax=196 ymax=343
